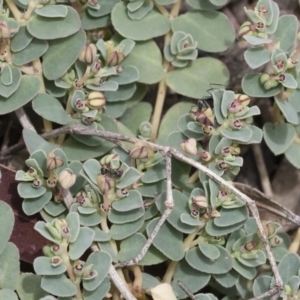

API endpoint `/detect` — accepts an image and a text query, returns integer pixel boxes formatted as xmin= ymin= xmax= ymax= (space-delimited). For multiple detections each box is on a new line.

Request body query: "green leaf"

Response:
xmin=263 ymin=122 xmax=295 ymax=155
xmin=116 ymin=167 xmax=142 ymax=189
xmin=41 ymin=274 xmax=77 ymax=297
xmin=0 ymin=243 xmax=19 ymax=290
xmin=35 ymin=5 xmax=68 ymax=18
xmin=105 ymin=83 xmax=136 ymax=102
xmin=278 ymin=253 xmax=300 ymax=285
xmin=275 ymin=96 xmax=299 ymax=125
xmin=10 ymin=25 xmax=33 ymax=52
xmin=111 ymin=66 xmax=139 ymax=85
xmin=199 ymin=243 xmax=220 ymax=260
xmin=121 ymin=40 xmax=163 ymax=84
xmin=232 ymin=259 xmax=256 ymax=280
xmin=244 ymin=48 xmax=271 ymax=69
xmin=91 ymin=226 xmax=110 ymax=242
xmin=172 ymin=11 xmax=235 ymax=52
xmin=110 ymin=215 xmax=145 ymax=240
xmin=253 ymin=275 xmax=272 ymax=299
xmin=22 ymin=191 xmax=52 ymax=215
xmin=141 ymin=162 xmax=166 ymax=183
xmin=0 ymin=201 xmax=14 ymax=255
xmin=69 ymin=227 xmax=95 ymax=260
xmin=112 ymin=190 xmax=143 ymax=212
xmin=18 ymin=182 xmax=46 ymax=198
xmin=23 ymin=129 xmax=55 ymax=154
xmin=186 ymin=245 xmax=233 ymax=274
xmin=97 ymin=242 xmax=118 ymax=263
xmin=0 ymin=67 xmax=21 ymax=98
xmin=186 ymin=0 xmax=219 ymax=10
xmin=156 ymin=190 xmax=196 ymax=234
xmin=66 ymin=212 xmax=80 ymax=243
xmin=112 ymin=2 xmax=170 ymax=41
xmin=16 ymin=273 xmax=48 ymax=300
xmin=27 ymin=7 xmax=81 ymax=39
xmin=83 ymin=252 xmax=111 ymax=292
xmin=147 ymin=217 xmax=185 ymax=261
xmin=61 ymin=137 xmax=113 ymax=161
xmin=87 ymin=0 xmax=119 ymax=17
xmin=44 ymin=201 xmax=66 ymax=217
xmin=0 ymin=289 xmax=18 ymax=300
xmin=214 ymin=271 xmax=238 ymax=288
xmin=172 ymin=259 xmax=211 ymax=300
xmin=109 ymin=207 xmax=145 ymax=224
xmin=166 ymin=58 xmax=229 ymax=99
xmin=12 ymin=38 xmax=48 ymax=66
xmin=206 ymin=219 xmax=246 ymax=236
xmin=83 ymin=277 xmax=110 ymax=300
xmin=33 ymin=93 xmax=71 ymax=125
xmin=0 ymin=75 xmax=40 ymax=114
xmin=81 ymin=12 xmax=111 ymax=31
xmin=34 ymin=256 xmax=67 ymax=275
xmin=285 ymin=142 xmax=300 ymax=169
xmin=274 ymin=15 xmax=298 ymax=53
xmin=43 ymin=28 xmax=86 ymax=80
xmin=118 ymin=233 xmax=167 ymax=266
xmin=242 ymin=73 xmax=281 ymax=97
xmin=1 ymin=66 xmax=12 ymax=85
xmin=214 ymin=206 xmax=248 ymax=227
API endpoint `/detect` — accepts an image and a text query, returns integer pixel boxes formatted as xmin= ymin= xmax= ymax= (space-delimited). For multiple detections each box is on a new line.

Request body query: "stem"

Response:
xmin=128 ymin=265 xmax=143 ymax=298
xmin=150 ymin=0 xmax=182 ymax=142
xmin=5 ymin=0 xmax=22 ymax=20
xmin=22 ymin=0 xmax=36 ymax=21
xmin=150 ymin=48 xmax=170 ymax=141
xmin=151 ymin=0 xmax=169 ymax=17
xmin=163 ymin=225 xmax=202 ymax=283
xmin=187 ymin=170 xmax=199 ymax=184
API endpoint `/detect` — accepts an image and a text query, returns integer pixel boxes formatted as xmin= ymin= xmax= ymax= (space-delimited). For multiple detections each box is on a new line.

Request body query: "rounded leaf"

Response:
xmin=35 ymin=5 xmax=68 ymax=18
xmin=43 ymin=28 xmax=86 ymax=80
xmin=0 ymin=201 xmax=14 ymax=255
xmin=27 ymin=6 xmax=81 ymax=39
xmin=121 ymin=40 xmax=163 ymax=84
xmin=33 ymin=93 xmax=71 ymax=125
xmin=166 ymin=58 xmax=229 ymax=99
xmin=263 ymin=122 xmax=295 ymax=155
xmin=41 ymin=274 xmax=77 ymax=297
xmin=34 ymin=256 xmax=67 ymax=275
xmin=172 ymin=11 xmax=235 ymax=52
xmin=112 ymin=2 xmax=170 ymax=41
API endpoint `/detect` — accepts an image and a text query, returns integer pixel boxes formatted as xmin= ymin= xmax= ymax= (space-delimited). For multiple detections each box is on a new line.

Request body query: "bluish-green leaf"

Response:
xmin=0 ymin=201 xmax=14 ymax=255
xmin=34 ymin=256 xmax=67 ymax=275
xmin=41 ymin=274 xmax=77 ymax=297
xmin=22 ymin=191 xmax=52 ymax=216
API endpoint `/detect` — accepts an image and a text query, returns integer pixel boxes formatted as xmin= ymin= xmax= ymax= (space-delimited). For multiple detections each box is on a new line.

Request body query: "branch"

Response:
xmin=177 ymin=281 xmax=196 ymax=300
xmin=115 ymin=153 xmax=174 ymax=268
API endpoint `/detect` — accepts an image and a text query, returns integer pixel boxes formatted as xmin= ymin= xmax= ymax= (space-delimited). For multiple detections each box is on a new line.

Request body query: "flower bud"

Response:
xmin=238 ymin=21 xmax=255 ymax=38
xmin=217 ymin=161 xmax=228 ymax=170
xmin=115 ymin=65 xmax=123 ymax=74
xmin=130 ymin=141 xmax=154 ymax=162
xmin=278 ymin=73 xmax=286 ymax=82
xmin=191 ymin=209 xmax=199 ymax=217
xmin=0 ymin=20 xmax=11 ymax=39
xmin=61 ymin=227 xmax=71 ymax=239
xmin=284 ymin=285 xmax=292 ymax=296
xmin=180 ymin=138 xmax=197 ymax=155
xmin=86 ymin=91 xmax=106 ymax=109
xmin=51 ymin=244 xmax=63 ymax=255
xmin=75 ymin=191 xmax=90 ymax=206
xmin=100 ymin=203 xmax=111 ymax=213
xmin=107 ymin=51 xmax=125 ymax=67
xmin=270 ymin=235 xmax=282 ymax=247
xmin=100 ymin=154 xmax=120 ymax=169
xmin=203 ymin=125 xmax=213 ymax=135
xmin=263 ymin=79 xmax=279 ymax=90
xmin=46 ymin=174 xmax=57 ymax=188
xmin=51 ymin=256 xmax=63 ymax=267
xmin=192 ymin=195 xmax=208 ymax=209
xmin=244 ymin=242 xmax=256 ymax=251
xmin=198 ymin=150 xmax=211 ymax=161
xmin=258 ymin=5 xmax=268 ymax=18
xmin=42 ymin=245 xmax=53 ymax=257
xmin=79 ymin=44 xmax=97 ymax=65
xmin=75 ymin=99 xmax=86 ymax=110
xmin=218 ymin=190 xmax=228 ymax=201
xmin=83 ymin=264 xmax=98 ymax=280
xmin=97 ymin=174 xmax=115 ymax=194
xmin=81 ymin=116 xmax=95 ymax=125
xmin=27 ymin=167 xmax=38 ymax=177
xmin=221 ymin=146 xmax=231 ymax=156
xmin=229 ymin=144 xmax=241 ymax=155
xmin=260 ymin=73 xmax=270 ymax=85
xmin=234 ymin=94 xmax=251 ymax=107
xmin=116 ymin=188 xmax=129 ymax=198
xmin=47 ymin=152 xmax=63 ymax=171
xmin=235 ymin=106 xmax=249 ymax=117
xmin=73 ymin=260 xmax=85 ymax=277
xmin=230 ymin=119 xmax=244 ymax=129
xmin=32 ymin=178 xmax=42 ymax=188
xmin=287 ymin=57 xmax=297 ymax=69
xmin=256 ymin=21 xmax=265 ymax=31
xmin=58 ymin=169 xmax=76 ymax=189
xmin=54 ymin=190 xmax=63 ymax=203
xmin=45 ymin=223 xmax=61 ymax=241
xmin=91 ymin=59 xmax=101 ymax=73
